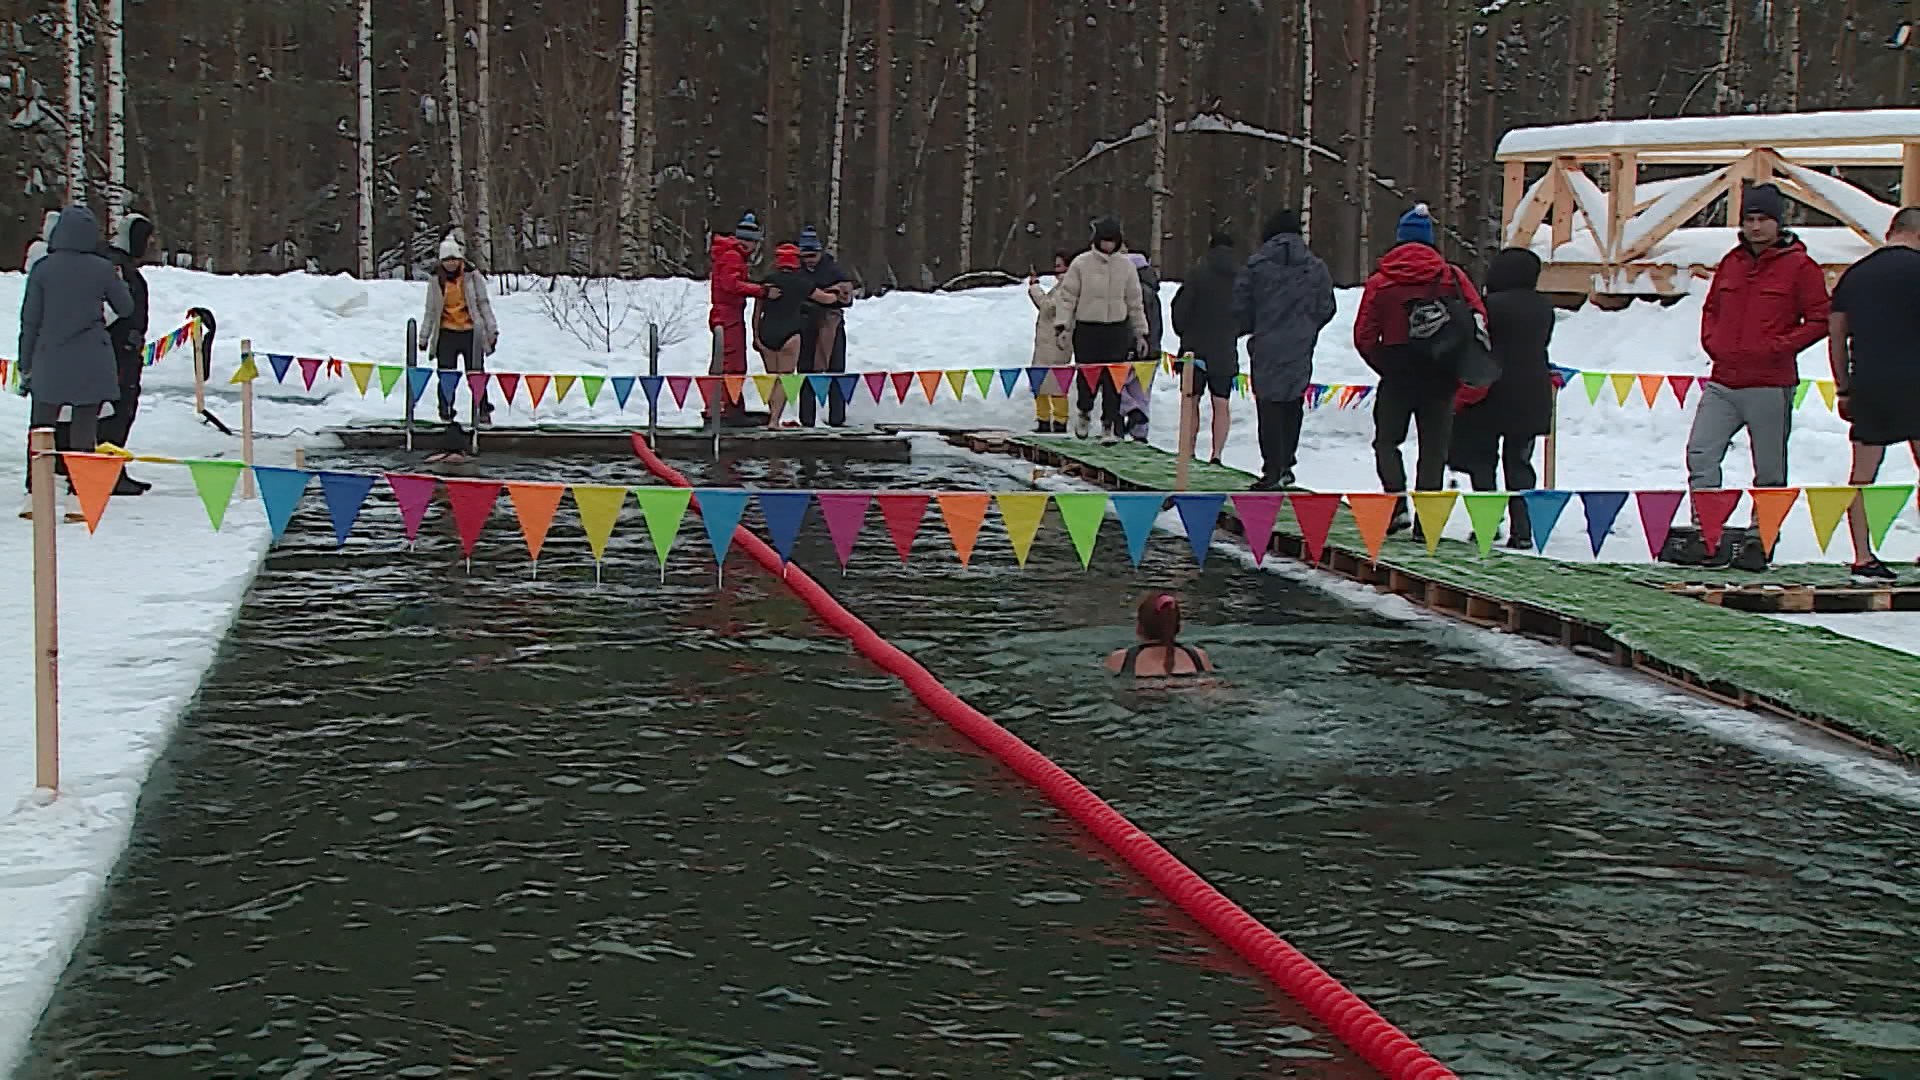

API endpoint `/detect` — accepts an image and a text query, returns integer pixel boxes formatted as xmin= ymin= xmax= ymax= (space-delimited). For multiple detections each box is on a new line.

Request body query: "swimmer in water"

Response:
xmin=1106 ymin=592 xmax=1215 ymax=677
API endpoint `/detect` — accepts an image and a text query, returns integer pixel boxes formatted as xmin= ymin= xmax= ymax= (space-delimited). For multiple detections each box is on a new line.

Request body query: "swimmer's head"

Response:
xmin=1136 ymin=592 xmax=1181 ymax=646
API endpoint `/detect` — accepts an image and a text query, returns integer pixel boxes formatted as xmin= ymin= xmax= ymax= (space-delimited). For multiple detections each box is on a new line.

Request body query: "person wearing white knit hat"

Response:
xmin=418 ymin=231 xmax=500 ymax=427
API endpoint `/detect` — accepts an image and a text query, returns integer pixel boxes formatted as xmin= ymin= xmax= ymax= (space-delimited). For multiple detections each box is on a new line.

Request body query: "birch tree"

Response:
xmin=105 ymin=0 xmax=124 ymax=222
xmin=828 ymin=0 xmax=852 ymax=248
xmin=1358 ymin=0 xmax=1379 ymax=262
xmin=1601 ymin=0 xmax=1622 ymax=116
xmin=958 ymin=0 xmax=983 ymax=269
xmin=1715 ymin=0 xmax=1741 ymax=112
xmin=473 ymin=0 xmax=495 ymax=266
xmin=356 ymin=0 xmax=374 ymax=276
xmin=1148 ymin=0 xmax=1169 ymax=266
xmin=870 ymin=0 xmax=893 ymax=280
xmin=617 ymin=0 xmax=640 ymax=272
xmin=441 ymin=0 xmax=469 ymax=248
xmin=635 ymin=0 xmax=655 ymax=271
xmin=1299 ymin=0 xmax=1314 ymax=239
xmin=64 ymin=0 xmax=82 ymax=203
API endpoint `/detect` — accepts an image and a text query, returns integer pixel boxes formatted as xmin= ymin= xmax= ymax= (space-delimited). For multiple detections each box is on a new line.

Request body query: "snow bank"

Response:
xmin=308 ymin=273 xmax=370 ymax=317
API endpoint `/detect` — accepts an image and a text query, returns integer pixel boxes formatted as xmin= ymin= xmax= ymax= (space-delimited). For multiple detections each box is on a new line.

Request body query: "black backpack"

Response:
xmin=1405 ymin=270 xmax=1497 ymax=387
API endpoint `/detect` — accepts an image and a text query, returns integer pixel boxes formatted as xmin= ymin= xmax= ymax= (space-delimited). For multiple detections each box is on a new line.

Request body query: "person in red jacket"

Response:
xmin=1667 ymin=183 xmax=1831 ymax=568
xmin=707 ymin=212 xmax=778 ymax=425
xmin=1353 ymin=204 xmax=1486 ymax=536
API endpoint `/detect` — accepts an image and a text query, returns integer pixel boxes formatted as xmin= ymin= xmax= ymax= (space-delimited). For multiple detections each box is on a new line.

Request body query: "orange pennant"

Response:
xmin=61 ymin=452 xmax=124 ymax=533
xmin=935 ymin=493 xmax=990 ymax=566
xmin=723 ymin=375 xmax=746 ymax=404
xmin=505 ymin=481 xmax=566 ymax=562
xmin=1748 ymin=487 xmax=1801 ymax=556
xmin=1345 ymin=493 xmax=1401 ymax=563
xmin=1106 ymin=364 xmax=1130 ymax=390
xmin=526 ymin=373 xmax=552 ymax=408
xmin=1638 ymin=373 xmax=1664 ymax=407
xmin=917 ymin=370 xmax=944 ymax=403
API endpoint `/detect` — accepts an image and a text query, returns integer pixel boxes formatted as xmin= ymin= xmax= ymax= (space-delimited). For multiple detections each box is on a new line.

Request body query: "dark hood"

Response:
xmin=1252 ymin=232 xmax=1310 ymax=269
xmin=113 ymin=213 xmax=153 ymax=260
xmin=47 ymin=205 xmax=101 ymax=254
xmin=1484 ymin=247 xmax=1542 ymax=294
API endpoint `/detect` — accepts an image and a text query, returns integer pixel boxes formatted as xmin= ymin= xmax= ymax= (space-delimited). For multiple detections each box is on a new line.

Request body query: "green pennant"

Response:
xmin=778 ymin=373 xmax=805 ymax=400
xmin=377 ymin=364 xmax=403 ymax=398
xmin=187 ymin=459 xmax=246 ymax=531
xmin=1793 ymin=379 xmax=1812 ymax=410
xmin=1580 ymin=371 xmax=1606 ymax=405
xmin=1862 ymin=484 xmax=1915 ymax=551
xmin=1051 ymin=492 xmax=1109 ymax=569
xmin=1461 ymin=493 xmax=1510 ymax=557
xmin=634 ymin=487 xmax=693 ymax=568
xmin=971 ymin=368 xmax=995 ymax=398
xmin=581 ymin=374 xmax=606 ymax=406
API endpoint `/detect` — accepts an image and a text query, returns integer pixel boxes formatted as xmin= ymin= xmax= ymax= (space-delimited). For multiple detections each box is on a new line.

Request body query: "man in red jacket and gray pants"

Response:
xmin=1669 ymin=183 xmax=1831 ymax=568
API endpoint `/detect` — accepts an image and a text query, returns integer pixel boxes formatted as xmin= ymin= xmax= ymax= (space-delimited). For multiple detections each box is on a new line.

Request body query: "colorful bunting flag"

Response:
xmin=1410 ymin=491 xmax=1458 ymax=554
xmin=62 ymin=454 xmax=123 ymax=533
xmin=1608 ymin=372 xmax=1635 ymax=406
xmin=466 ymin=371 xmax=489 ymax=407
xmin=1580 ymin=491 xmax=1629 ymax=556
xmin=694 ymin=376 xmax=722 ymax=409
xmin=348 ymin=362 xmax=373 ymax=396
xmin=254 ymin=467 xmax=313 ymax=541
xmin=815 ymin=492 xmax=871 ymax=568
xmin=1287 ymin=493 xmax=1342 ymax=564
xmin=640 ymin=376 xmax=665 ymax=410
xmin=1817 ymin=380 xmax=1838 ymax=411
xmin=1635 ymin=491 xmax=1685 ymax=559
xmin=752 ymin=374 xmax=776 ymax=404
xmin=1637 ymin=373 xmax=1663 ymax=407
xmin=694 ymin=489 xmax=749 ymax=564
xmin=611 ymin=375 xmax=636 ymax=410
xmin=437 ymin=369 xmax=461 ymax=405
xmin=1109 ymin=493 xmax=1165 ymax=567
xmin=1690 ymin=489 xmax=1742 ymax=555
xmin=1052 ymin=493 xmax=1110 ymax=569
xmin=1025 ymin=367 xmax=1050 ymax=394
xmin=187 ymin=460 xmax=245 ymax=531
xmin=445 ymin=480 xmax=501 ymax=561
xmin=759 ymin=491 xmax=814 ymax=563
xmin=945 ymin=370 xmax=970 ymax=400
xmin=1793 ymin=379 xmax=1813 ymax=410
xmin=1345 ymin=493 xmax=1400 ymax=563
xmin=805 ymin=374 xmax=832 ymax=404
xmin=833 ymin=374 xmax=860 ymax=404
xmin=407 ymin=367 xmax=432 ymax=404
xmin=570 ymin=485 xmax=627 ymax=563
xmin=1862 ymin=484 xmax=1914 ymax=551
xmin=1803 ymin=486 xmax=1854 ymax=553
xmin=377 ymin=364 xmax=402 ymax=398
xmin=1748 ymin=488 xmax=1801 ymax=556
xmin=1668 ymin=374 xmax=1695 ymax=406
xmin=994 ymin=492 xmax=1049 ymax=566
xmin=529 ymin=373 xmax=555 ymax=408
xmin=230 ymin=355 xmax=260 ymax=384
xmin=317 ymin=471 xmax=377 ymax=547
xmin=1581 ymin=371 xmax=1606 ymax=405
xmin=554 ymin=374 xmax=578 ymax=403
xmin=937 ymin=493 xmax=990 ymax=566
xmin=1461 ymin=493 xmax=1509 ymax=556
xmin=505 ymin=482 xmax=566 ymax=563
xmin=386 ymin=473 xmax=438 ymax=542
xmin=864 ymin=371 xmax=888 ymax=403
xmin=1133 ymin=361 xmax=1158 ymax=391
xmin=581 ymin=374 xmax=606 ymax=406
xmin=876 ymin=493 xmax=929 ymax=563
xmin=298 ymin=356 xmax=323 ymax=390
xmin=917 ymin=370 xmax=944 ymax=403
xmin=1231 ymin=493 xmax=1285 ymax=566
xmin=998 ymin=368 xmax=1022 ymax=397
xmin=890 ymin=371 xmax=915 ymax=403
xmin=268 ymin=354 xmax=294 ymax=383
xmin=634 ymin=487 xmax=692 ymax=568
xmin=1170 ymin=494 xmax=1227 ymax=566
xmin=1521 ymin=490 xmax=1572 ymax=553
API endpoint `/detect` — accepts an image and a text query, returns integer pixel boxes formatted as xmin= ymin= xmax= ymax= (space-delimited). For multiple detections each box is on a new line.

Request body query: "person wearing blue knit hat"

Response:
xmin=795 ymin=224 xmax=853 ymax=427
xmin=1396 ymin=203 xmax=1437 ymax=247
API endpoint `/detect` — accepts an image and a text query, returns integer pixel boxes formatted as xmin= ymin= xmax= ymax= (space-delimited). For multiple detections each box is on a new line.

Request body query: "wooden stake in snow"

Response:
xmin=29 ymin=428 xmax=61 ymax=794
xmin=240 ymin=338 xmax=256 ymax=499
xmin=189 ymin=314 xmax=206 ymax=416
xmin=1175 ymin=354 xmax=1197 ymax=493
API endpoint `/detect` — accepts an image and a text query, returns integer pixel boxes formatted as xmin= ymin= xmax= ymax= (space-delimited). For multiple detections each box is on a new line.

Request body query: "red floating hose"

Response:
xmin=629 ymin=434 xmax=1456 ymax=1080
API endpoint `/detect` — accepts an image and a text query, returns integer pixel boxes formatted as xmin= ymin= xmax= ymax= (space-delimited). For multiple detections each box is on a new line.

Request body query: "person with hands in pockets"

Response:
xmin=1053 ymin=217 xmax=1148 ymax=443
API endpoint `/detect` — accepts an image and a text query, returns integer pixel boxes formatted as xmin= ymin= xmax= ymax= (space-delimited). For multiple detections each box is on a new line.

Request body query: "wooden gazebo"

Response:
xmin=1496 ymin=110 xmax=1920 ymax=299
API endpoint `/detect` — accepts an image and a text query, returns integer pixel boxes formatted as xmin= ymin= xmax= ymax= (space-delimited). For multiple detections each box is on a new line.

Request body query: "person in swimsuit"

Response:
xmin=1106 ymin=592 xmax=1215 ymax=677
xmin=754 ymin=243 xmax=814 ymax=428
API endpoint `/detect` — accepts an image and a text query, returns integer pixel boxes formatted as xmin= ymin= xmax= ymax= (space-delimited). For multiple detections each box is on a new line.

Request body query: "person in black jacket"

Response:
xmin=101 ymin=213 xmax=154 ymax=493
xmin=1170 ymin=232 xmax=1239 ymax=466
xmin=1449 ymin=247 xmax=1556 ymax=548
xmin=794 ymin=225 xmax=853 ymax=428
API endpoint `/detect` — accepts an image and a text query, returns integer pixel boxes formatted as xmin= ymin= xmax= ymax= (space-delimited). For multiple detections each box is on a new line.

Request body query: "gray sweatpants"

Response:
xmin=1686 ymin=381 xmax=1793 ymax=502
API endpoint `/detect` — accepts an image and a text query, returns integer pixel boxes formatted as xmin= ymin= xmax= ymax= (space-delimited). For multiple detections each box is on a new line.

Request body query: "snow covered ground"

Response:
xmin=0 ymin=266 xmax=1914 ymax=1075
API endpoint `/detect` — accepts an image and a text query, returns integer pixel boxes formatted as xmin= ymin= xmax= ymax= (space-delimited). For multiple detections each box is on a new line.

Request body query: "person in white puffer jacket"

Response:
xmin=1053 ymin=217 xmax=1148 ymax=441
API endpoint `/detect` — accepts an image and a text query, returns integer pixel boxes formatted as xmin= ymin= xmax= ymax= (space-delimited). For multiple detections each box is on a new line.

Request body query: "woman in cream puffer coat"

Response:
xmin=1027 ymin=250 xmax=1073 ymax=432
xmin=1053 ymin=218 xmax=1148 ymax=439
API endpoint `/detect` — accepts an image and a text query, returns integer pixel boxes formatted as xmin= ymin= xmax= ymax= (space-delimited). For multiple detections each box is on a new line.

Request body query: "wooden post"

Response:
xmin=240 ymin=378 xmax=256 ymax=500
xmin=1726 ymin=151 xmax=1752 ymax=226
xmin=1607 ymin=152 xmax=1636 ymax=262
xmin=1551 ymin=157 xmax=1576 ymax=251
xmin=710 ymin=325 xmax=723 ymax=460
xmin=29 ymin=428 xmax=60 ymax=793
xmin=647 ymin=321 xmax=660 ymax=447
xmin=292 ymin=447 xmax=306 ymax=471
xmin=1501 ymin=161 xmax=1525 ymax=240
xmin=1543 ymin=394 xmax=1558 ymax=490
xmin=1174 ymin=354 xmax=1197 ymax=492
xmin=1903 ymin=144 xmax=1920 ymax=209
xmin=188 ymin=313 xmax=206 ymax=416
xmin=404 ymin=318 xmax=418 ymax=452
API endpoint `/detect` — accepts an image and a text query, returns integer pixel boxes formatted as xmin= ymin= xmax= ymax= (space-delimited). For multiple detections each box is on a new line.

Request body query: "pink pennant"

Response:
xmin=815 ymin=492 xmax=871 ymax=568
xmin=1050 ymin=367 xmax=1075 ymax=395
xmin=666 ymin=375 xmax=693 ymax=407
xmin=1288 ymin=493 xmax=1343 ymax=564
xmin=466 ymin=371 xmax=489 ymax=402
xmin=889 ymin=371 xmax=914 ymax=403
xmin=1636 ymin=490 xmax=1686 ymax=558
xmin=1231 ymin=493 xmax=1286 ymax=566
xmin=385 ymin=473 xmax=438 ymax=542
xmin=1668 ymin=374 xmax=1696 ymax=406
xmin=297 ymin=356 xmax=322 ymax=390
xmin=444 ymin=479 xmax=501 ymax=559
xmin=1690 ymin=489 xmax=1743 ymax=555
xmin=496 ymin=371 xmax=521 ymax=404
xmin=876 ymin=493 xmax=929 ymax=564
xmin=863 ymin=371 xmax=887 ymax=403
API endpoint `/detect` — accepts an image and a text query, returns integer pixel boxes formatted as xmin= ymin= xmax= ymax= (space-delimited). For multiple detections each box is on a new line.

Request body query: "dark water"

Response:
xmin=23 ymin=447 xmax=1920 ymax=1079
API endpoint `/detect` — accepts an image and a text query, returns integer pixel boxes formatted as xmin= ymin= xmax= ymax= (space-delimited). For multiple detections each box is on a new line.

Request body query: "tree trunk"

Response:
xmin=1447 ymin=18 xmax=1467 ymax=249
xmin=617 ymin=0 xmax=639 ymax=272
xmin=356 ymin=0 xmax=374 ymax=277
xmin=828 ymin=0 xmax=852 ymax=249
xmin=958 ymin=0 xmax=981 ymax=270
xmin=870 ymin=0 xmax=893 ymax=281
xmin=65 ymin=0 xmax=83 ymax=203
xmin=441 ymin=0 xmax=468 ymax=246
xmin=1300 ymin=0 xmax=1314 ymax=241
xmin=1358 ymin=0 xmax=1379 ymax=265
xmin=1782 ymin=0 xmax=1802 ymax=110
xmin=227 ymin=8 xmax=246 ymax=270
xmin=1716 ymin=0 xmax=1741 ymax=112
xmin=105 ymin=0 xmax=124 ymax=223
xmin=1149 ymin=0 xmax=1168 ymax=266
xmin=473 ymin=0 xmax=495 ymax=266
xmin=636 ymin=0 xmax=655 ymax=272
xmin=1602 ymin=0 xmax=1621 ymax=117
xmin=767 ymin=3 xmax=789 ymax=225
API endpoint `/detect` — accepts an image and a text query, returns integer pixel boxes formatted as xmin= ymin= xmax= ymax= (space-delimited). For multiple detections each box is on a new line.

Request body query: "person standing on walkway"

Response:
xmin=1171 ymin=232 xmax=1240 ymax=467
xmin=1053 ymin=217 xmax=1148 ymax=442
xmin=1353 ymin=203 xmax=1484 ymax=535
xmin=1828 ymin=206 xmax=1920 ymax=582
xmin=1027 ymin=250 xmax=1073 ymax=433
xmin=795 ymin=225 xmax=854 ymax=428
xmin=1666 ymin=183 xmax=1830 ymax=569
xmin=1232 ymin=212 xmax=1337 ymax=489
xmin=419 ymin=233 xmax=500 ymax=427
xmin=707 ymin=212 xmax=771 ymax=426
xmin=101 ymin=212 xmax=155 ymax=493
xmin=1115 ymin=251 xmax=1162 ymax=441
xmin=16 ymin=205 xmax=134 ymax=520
xmin=1449 ymin=248 xmax=1555 ymax=549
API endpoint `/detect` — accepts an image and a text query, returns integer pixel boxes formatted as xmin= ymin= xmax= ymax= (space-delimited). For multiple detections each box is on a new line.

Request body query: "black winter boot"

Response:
xmin=1658 ymin=527 xmax=1710 ymax=567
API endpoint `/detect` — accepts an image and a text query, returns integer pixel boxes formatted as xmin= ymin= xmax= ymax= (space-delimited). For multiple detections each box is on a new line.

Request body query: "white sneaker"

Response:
xmin=1098 ymin=431 xmax=1120 ymax=446
xmin=17 ymin=494 xmax=32 ymax=520
xmin=1070 ymin=410 xmax=1091 ymax=439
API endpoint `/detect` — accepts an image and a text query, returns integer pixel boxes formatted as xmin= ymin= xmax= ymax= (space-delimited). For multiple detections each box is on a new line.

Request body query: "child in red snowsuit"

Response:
xmin=708 ymin=212 xmax=768 ymax=424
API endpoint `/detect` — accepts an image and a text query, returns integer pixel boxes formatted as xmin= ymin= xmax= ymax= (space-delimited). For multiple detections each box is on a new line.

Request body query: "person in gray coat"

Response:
xmin=1232 ymin=210 xmax=1336 ymax=490
xmin=17 ymin=205 xmax=134 ymax=509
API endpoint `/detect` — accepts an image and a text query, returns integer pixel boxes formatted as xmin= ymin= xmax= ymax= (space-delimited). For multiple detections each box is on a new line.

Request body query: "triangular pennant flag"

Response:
xmin=1748 ymin=487 xmax=1801 ymax=557
xmin=186 ymin=459 xmax=245 ymax=530
xmin=1077 ymin=365 xmax=1103 ymax=393
xmin=1109 ymin=493 xmax=1166 ymax=567
xmin=752 ymin=373 xmax=777 ymax=404
xmin=1410 ymin=491 xmax=1458 ymax=554
xmin=917 ymin=370 xmax=944 ymax=403
xmin=945 ymin=370 xmax=970 ymax=400
xmin=804 ymin=374 xmax=832 ymax=404
xmin=466 ymin=371 xmax=490 ymax=405
xmin=890 ymin=371 xmax=915 ymax=403
xmin=611 ymin=375 xmax=636 ymax=410
xmin=640 ymin=375 xmax=665 ymax=410
xmin=994 ymin=492 xmax=1049 ymax=566
xmin=445 ymin=480 xmax=501 ymax=559
xmin=815 ymin=492 xmax=871 ymax=568
xmin=506 ymin=482 xmax=566 ymax=563
xmin=317 ymin=471 xmax=377 ymax=547
xmin=936 ymin=493 xmax=990 ymax=566
xmin=1803 ymin=487 xmax=1855 ymax=553
xmin=1345 ymin=493 xmax=1400 ymax=563
xmin=1608 ymin=372 xmax=1635 ymax=406
xmin=1668 ymin=374 xmax=1696 ymax=406
xmin=778 ymin=373 xmax=805 ymax=402
xmin=385 ymin=473 xmax=438 ymax=541
xmin=1635 ymin=491 xmax=1686 ymax=558
xmin=724 ymin=375 xmax=748 ymax=405
xmin=1133 ymin=361 xmax=1159 ymax=391
xmin=1231 ymin=493 xmax=1285 ymax=566
xmin=493 ymin=371 xmax=520 ymax=405
xmin=1170 ymin=493 xmax=1227 ymax=565
xmin=1862 ymin=484 xmax=1915 ymax=551
xmin=268 ymin=353 xmax=294 ymax=383
xmin=758 ymin=492 xmax=814 ymax=563
xmin=1052 ymin=492 xmax=1110 ymax=568
xmin=229 ymin=355 xmax=260 ymax=384
xmin=693 ymin=489 xmax=749 ymax=565
xmin=569 ymin=484 xmax=626 ymax=564
xmin=61 ymin=453 xmax=123 ymax=533
xmin=407 ymin=366 xmax=433 ymax=404
xmin=865 ymin=371 xmax=889 ymax=403
xmin=1793 ymin=379 xmax=1812 ymax=410
xmin=1104 ymin=364 xmax=1129 ymax=392
xmin=581 ymin=374 xmax=606 ymax=406
xmin=833 ymin=374 xmax=860 ymax=404
xmin=528 ymin=373 xmax=553 ymax=408
xmin=999 ymin=368 xmax=1022 ymax=396
xmin=1690 ymin=489 xmax=1743 ymax=555
xmin=1637 ymin=373 xmax=1663 ymax=407
xmin=1580 ymin=491 xmax=1629 ymax=556
xmin=348 ymin=362 xmax=373 ymax=396
xmin=971 ymin=368 xmax=995 ymax=398
xmin=1521 ymin=490 xmax=1572 ymax=554
xmin=1817 ymin=380 xmax=1838 ymax=412
xmin=635 ymin=487 xmax=693 ymax=567
xmin=298 ymin=356 xmax=323 ymax=390
xmin=554 ymin=373 xmax=578 ymax=402
xmin=1461 ymin=493 xmax=1509 ymax=556
xmin=254 ymin=466 xmax=313 ymax=541
xmin=876 ymin=493 xmax=929 ymax=563
xmin=1288 ymin=493 xmax=1342 ymax=563
xmin=1581 ymin=370 xmax=1606 ymax=405
xmin=437 ymin=369 xmax=461 ymax=405
xmin=377 ymin=364 xmax=402 ymax=397
xmin=1025 ymin=367 xmax=1050 ymax=394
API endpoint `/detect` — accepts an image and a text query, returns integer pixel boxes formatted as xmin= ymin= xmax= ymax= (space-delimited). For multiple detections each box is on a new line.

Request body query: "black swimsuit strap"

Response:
xmin=1120 ymin=642 xmax=1202 ymax=676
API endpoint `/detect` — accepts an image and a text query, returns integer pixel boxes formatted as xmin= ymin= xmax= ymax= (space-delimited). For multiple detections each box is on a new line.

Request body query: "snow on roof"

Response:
xmin=1526 ymin=225 xmax=1874 ymax=269
xmin=1497 ymin=109 xmax=1920 ymax=159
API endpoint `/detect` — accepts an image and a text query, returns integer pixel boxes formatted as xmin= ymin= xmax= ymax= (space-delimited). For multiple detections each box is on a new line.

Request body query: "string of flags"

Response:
xmin=53 ymin=450 xmax=1917 ymax=574
xmin=0 ymin=316 xmax=200 ymax=391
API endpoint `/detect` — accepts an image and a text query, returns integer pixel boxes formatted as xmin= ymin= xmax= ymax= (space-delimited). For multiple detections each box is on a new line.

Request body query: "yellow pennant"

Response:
xmin=993 ymin=492 xmax=1049 ymax=566
xmin=1817 ymin=380 xmax=1838 ymax=411
xmin=1133 ymin=361 xmax=1158 ymax=390
xmin=554 ymin=374 xmax=577 ymax=402
xmin=1802 ymin=486 xmax=1855 ymax=553
xmin=945 ymin=370 xmax=970 ymax=400
xmin=229 ymin=356 xmax=260 ymax=384
xmin=751 ymin=373 xmax=776 ymax=404
xmin=1411 ymin=491 xmax=1458 ymax=554
xmin=571 ymin=484 xmax=628 ymax=562
xmin=1609 ymin=372 xmax=1636 ymax=406
xmin=348 ymin=362 xmax=373 ymax=396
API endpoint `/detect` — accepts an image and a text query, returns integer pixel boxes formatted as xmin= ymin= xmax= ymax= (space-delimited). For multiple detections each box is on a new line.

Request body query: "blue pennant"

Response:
xmin=1579 ymin=491 xmax=1630 ymax=556
xmin=695 ymin=489 xmax=748 ymax=564
xmin=758 ymin=492 xmax=813 ymax=563
xmin=1170 ymin=493 xmax=1228 ymax=566
xmin=406 ymin=366 xmax=432 ymax=404
xmin=317 ymin=471 xmax=376 ymax=547
xmin=832 ymin=374 xmax=860 ymax=403
xmin=267 ymin=354 xmax=294 ymax=383
xmin=1520 ymin=490 xmax=1573 ymax=554
xmin=253 ymin=467 xmax=313 ymax=541
xmin=1025 ymin=367 xmax=1051 ymax=394
xmin=639 ymin=375 xmax=665 ymax=408
xmin=611 ymin=376 xmax=636 ymax=410
xmin=804 ymin=374 xmax=833 ymax=403
xmin=999 ymin=368 xmax=1022 ymax=396
xmin=436 ymin=369 xmax=461 ymax=402
xmin=1109 ymin=493 xmax=1166 ymax=567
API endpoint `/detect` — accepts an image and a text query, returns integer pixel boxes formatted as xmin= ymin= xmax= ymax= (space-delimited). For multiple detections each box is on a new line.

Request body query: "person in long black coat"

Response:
xmin=1450 ymin=247 xmax=1556 ymax=548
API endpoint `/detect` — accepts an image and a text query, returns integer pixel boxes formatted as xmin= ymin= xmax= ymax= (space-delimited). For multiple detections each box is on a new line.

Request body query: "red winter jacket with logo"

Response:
xmin=1699 ymin=234 xmax=1831 ymax=389
xmin=708 ymin=234 xmax=765 ymax=326
xmin=1353 ymin=242 xmax=1486 ymax=383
